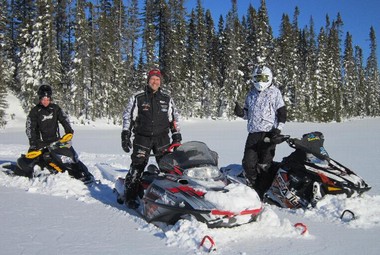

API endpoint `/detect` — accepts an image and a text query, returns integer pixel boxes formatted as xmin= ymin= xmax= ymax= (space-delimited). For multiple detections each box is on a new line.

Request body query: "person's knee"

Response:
xmin=258 ymin=163 xmax=270 ymax=173
xmin=242 ymin=156 xmax=257 ymax=172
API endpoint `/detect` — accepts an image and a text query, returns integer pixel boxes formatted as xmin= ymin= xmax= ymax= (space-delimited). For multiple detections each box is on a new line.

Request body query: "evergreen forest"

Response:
xmin=0 ymin=0 xmax=379 ymax=126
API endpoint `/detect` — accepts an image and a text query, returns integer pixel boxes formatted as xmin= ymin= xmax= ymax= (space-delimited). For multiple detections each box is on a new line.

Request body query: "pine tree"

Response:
xmin=365 ymin=26 xmax=380 ymax=116
xmin=165 ymin=0 xmax=187 ymax=116
xmin=302 ymin=17 xmax=318 ymax=121
xmin=215 ymin=15 xmax=228 ymax=118
xmin=0 ymin=0 xmax=11 ymax=126
xmin=142 ymin=0 xmax=158 ymax=68
xmin=241 ymin=4 xmax=258 ymax=96
xmin=328 ymin=15 xmax=343 ymax=122
xmin=276 ymin=14 xmax=298 ymax=120
xmin=124 ymin=0 xmax=141 ymax=94
xmin=9 ymin=0 xmax=37 ymax=93
xmin=342 ymin=32 xmax=356 ymax=118
xmin=71 ymin=0 xmax=93 ymax=121
xmin=184 ymin=10 xmax=197 ymax=117
xmin=108 ymin=0 xmax=128 ymax=124
xmin=255 ymin=0 xmax=274 ymax=66
xmin=55 ymin=0 xmax=73 ymax=100
xmin=354 ymin=46 xmax=366 ymax=116
xmin=43 ymin=0 xmax=63 ymax=93
xmin=204 ymin=9 xmax=219 ymax=118
xmin=315 ymin=27 xmax=331 ymax=121
xmin=84 ymin=1 xmax=98 ymax=120
xmin=223 ymin=0 xmax=245 ymax=117
xmin=17 ymin=0 xmax=44 ymax=110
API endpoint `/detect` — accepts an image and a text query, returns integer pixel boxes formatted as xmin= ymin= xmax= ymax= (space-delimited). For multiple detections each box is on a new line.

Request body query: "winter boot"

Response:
xmin=124 ymin=167 xmax=143 ymax=209
xmin=72 ymin=161 xmax=94 ymax=184
xmin=124 ymin=177 xmax=140 ymax=209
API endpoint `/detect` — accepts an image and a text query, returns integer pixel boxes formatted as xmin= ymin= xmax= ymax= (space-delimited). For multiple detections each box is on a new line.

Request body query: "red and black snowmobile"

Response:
xmin=114 ymin=141 xmax=263 ymax=228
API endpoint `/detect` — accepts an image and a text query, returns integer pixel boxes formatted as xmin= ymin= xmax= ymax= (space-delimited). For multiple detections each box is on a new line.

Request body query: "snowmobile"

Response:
xmin=263 ymin=131 xmax=371 ymax=209
xmin=114 ymin=141 xmax=263 ymax=228
xmin=1 ymin=134 xmax=94 ymax=184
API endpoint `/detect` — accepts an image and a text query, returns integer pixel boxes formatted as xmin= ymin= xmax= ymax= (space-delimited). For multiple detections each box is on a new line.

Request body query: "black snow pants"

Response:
xmin=242 ymin=132 xmax=277 ymax=198
xmin=124 ymin=133 xmax=170 ymax=202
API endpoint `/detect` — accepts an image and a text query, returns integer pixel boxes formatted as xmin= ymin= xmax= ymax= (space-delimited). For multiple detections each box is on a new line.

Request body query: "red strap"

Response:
xmin=294 ymin=222 xmax=308 ymax=235
xmin=199 ymin=235 xmax=216 ymax=253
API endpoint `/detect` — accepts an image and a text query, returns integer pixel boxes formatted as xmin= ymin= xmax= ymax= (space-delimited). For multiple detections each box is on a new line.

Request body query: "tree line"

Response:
xmin=0 ymin=0 xmax=379 ymax=127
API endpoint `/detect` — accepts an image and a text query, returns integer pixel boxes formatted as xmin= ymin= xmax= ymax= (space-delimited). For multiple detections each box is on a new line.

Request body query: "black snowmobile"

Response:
xmin=1 ymin=134 xmax=94 ymax=184
xmin=262 ymin=131 xmax=371 ymax=209
xmin=114 ymin=141 xmax=263 ymax=228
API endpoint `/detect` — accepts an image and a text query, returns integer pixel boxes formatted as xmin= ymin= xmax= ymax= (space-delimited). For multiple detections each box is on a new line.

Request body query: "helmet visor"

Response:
xmin=254 ymin=74 xmax=270 ymax=83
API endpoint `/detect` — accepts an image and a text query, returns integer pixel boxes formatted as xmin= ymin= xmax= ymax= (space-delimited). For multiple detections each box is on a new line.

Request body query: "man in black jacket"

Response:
xmin=26 ymin=85 xmax=74 ymax=149
xmin=121 ymin=68 xmax=182 ymax=208
xmin=14 ymin=85 xmax=93 ymax=183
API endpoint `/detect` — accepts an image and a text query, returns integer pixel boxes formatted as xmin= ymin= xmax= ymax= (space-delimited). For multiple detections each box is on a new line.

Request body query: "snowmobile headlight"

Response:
xmin=59 ymin=155 xmax=74 ymax=164
xmin=183 ymin=166 xmax=221 ymax=180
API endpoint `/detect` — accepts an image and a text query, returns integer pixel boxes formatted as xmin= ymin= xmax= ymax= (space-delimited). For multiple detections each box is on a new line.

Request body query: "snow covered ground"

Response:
xmin=1 ymin=93 xmax=380 ymax=254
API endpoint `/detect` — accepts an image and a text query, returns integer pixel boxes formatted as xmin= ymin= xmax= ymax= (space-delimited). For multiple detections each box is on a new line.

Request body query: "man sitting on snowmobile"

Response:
xmin=121 ymin=68 xmax=182 ymax=209
xmin=234 ymin=65 xmax=287 ymax=199
xmin=13 ymin=84 xmax=93 ymax=183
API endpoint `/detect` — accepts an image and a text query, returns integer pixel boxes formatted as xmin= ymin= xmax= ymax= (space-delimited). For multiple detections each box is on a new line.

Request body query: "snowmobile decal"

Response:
xmin=167 ymin=185 xmax=205 ymax=197
xmin=211 ymin=207 xmax=262 ymax=218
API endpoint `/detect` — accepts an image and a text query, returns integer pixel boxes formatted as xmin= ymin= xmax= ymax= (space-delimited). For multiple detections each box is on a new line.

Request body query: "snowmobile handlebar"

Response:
xmin=264 ymin=134 xmax=291 ymax=144
xmin=25 ymin=140 xmax=72 ymax=159
xmin=148 ymin=143 xmax=182 ymax=157
xmin=272 ymin=135 xmax=303 ymax=149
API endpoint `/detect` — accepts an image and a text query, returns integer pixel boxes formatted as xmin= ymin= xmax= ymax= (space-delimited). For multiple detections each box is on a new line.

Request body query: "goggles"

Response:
xmin=254 ymin=74 xmax=269 ymax=83
xmin=148 ymin=69 xmax=161 ymax=77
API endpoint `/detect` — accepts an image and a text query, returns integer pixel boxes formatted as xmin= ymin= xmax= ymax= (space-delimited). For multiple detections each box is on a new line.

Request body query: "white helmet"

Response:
xmin=253 ymin=66 xmax=273 ymax=91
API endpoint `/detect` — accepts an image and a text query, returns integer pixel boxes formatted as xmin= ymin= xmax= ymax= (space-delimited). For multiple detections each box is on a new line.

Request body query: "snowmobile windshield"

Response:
xmin=159 ymin=141 xmax=218 ymax=172
xmin=306 ymin=153 xmax=329 ymax=166
xmin=293 ymin=132 xmax=330 ymax=160
xmin=50 ymin=140 xmax=72 ymax=150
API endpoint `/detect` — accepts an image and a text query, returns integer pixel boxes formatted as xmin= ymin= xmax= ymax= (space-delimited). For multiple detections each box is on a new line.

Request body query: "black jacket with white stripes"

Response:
xmin=122 ymin=86 xmax=181 ymax=137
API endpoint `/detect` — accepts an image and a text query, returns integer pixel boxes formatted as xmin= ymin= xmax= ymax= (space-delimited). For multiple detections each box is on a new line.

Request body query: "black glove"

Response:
xmin=271 ymin=128 xmax=281 ymax=136
xmin=28 ymin=146 xmax=38 ymax=152
xmin=28 ymin=140 xmax=39 ymax=152
xmin=234 ymin=102 xmax=244 ymax=117
xmin=269 ymin=128 xmax=283 ymax=144
xmin=171 ymin=133 xmax=182 ymax=144
xmin=121 ymin=130 xmax=132 ymax=153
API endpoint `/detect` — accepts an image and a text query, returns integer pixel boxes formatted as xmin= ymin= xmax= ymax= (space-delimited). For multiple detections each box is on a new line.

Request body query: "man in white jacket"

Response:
xmin=234 ymin=65 xmax=287 ymax=199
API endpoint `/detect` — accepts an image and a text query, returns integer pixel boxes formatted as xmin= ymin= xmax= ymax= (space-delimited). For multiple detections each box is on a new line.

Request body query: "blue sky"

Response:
xmin=185 ymin=0 xmax=380 ymax=62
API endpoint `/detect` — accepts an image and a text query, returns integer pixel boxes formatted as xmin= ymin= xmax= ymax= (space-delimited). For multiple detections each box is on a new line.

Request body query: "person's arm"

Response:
xmin=121 ymin=96 xmax=137 ymax=153
xmin=57 ymin=105 xmax=74 ymax=134
xmin=26 ymin=108 xmax=40 ymax=149
xmin=276 ymin=105 xmax=287 ymax=130
xmin=168 ymin=97 xmax=182 ymax=143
